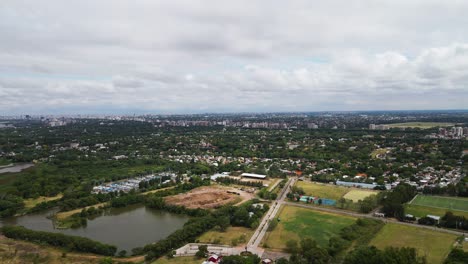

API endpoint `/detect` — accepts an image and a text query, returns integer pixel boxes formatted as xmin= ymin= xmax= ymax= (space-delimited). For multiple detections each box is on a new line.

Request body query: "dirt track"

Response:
xmin=165 ymin=185 xmax=254 ymax=209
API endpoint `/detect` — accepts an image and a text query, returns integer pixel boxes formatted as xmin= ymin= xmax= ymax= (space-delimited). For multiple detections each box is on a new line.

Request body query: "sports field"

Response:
xmin=384 ymin=122 xmax=455 ymax=128
xmin=343 ymin=190 xmax=378 ymax=202
xmin=263 ymin=205 xmax=356 ymax=249
xmin=409 ymin=195 xmax=468 ymax=212
xmin=405 ymin=204 xmax=468 ymax=218
xmin=370 ymin=223 xmax=457 ymax=264
xmin=295 ymin=181 xmax=350 ymax=200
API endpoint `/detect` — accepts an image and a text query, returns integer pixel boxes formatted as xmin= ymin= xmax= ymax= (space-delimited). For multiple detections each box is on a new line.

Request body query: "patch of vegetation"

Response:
xmin=405 ymin=204 xmax=468 ymax=219
xmin=343 ymin=189 xmax=379 ymax=202
xmin=409 ymin=195 xmax=468 ymax=212
xmin=197 ymin=226 xmax=253 ymax=246
xmin=295 ymin=181 xmax=350 ymax=200
xmin=370 ymin=223 xmax=457 ymax=264
xmin=263 ymin=205 xmax=356 ymax=249
xmin=152 ymin=256 xmax=200 ymax=264
xmin=385 ymin=122 xmax=455 ymax=128
xmin=1 ymin=225 xmax=117 ymax=256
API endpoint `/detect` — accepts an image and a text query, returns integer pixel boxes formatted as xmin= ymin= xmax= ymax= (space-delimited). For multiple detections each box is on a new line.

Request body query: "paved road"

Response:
xmin=284 ymin=201 xmax=467 ymax=236
xmin=247 ymin=177 xmax=296 ymax=253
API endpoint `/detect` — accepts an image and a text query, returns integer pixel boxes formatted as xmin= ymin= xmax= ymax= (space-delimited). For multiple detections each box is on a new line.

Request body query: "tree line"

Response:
xmin=1 ymin=225 xmax=117 ymax=256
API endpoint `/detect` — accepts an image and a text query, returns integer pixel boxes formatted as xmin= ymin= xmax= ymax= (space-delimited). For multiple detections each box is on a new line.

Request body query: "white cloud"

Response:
xmin=0 ymin=1 xmax=467 ymax=114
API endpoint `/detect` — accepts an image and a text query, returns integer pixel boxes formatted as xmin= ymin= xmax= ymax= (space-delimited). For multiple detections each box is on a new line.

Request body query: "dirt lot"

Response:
xmin=165 ymin=185 xmax=254 ymax=209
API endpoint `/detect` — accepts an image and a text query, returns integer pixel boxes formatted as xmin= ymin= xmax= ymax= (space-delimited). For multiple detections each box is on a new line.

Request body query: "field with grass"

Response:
xmin=385 ymin=122 xmax=455 ymax=128
xmin=370 ymin=148 xmax=388 ymax=158
xmin=409 ymin=195 xmax=468 ymax=212
xmin=343 ymin=189 xmax=378 ymax=202
xmin=0 ymin=235 xmax=143 ymax=264
xmin=0 ymin=158 xmax=12 ymax=166
xmin=263 ymin=205 xmax=356 ymax=249
xmin=24 ymin=194 xmax=63 ymax=209
xmin=405 ymin=204 xmax=468 ymax=218
xmin=198 ymin=226 xmax=254 ymax=246
xmin=295 ymin=181 xmax=350 ymax=200
xmin=370 ymin=223 xmax=457 ymax=264
xmin=463 ymin=242 xmax=468 ymax=252
xmin=152 ymin=257 xmax=200 ymax=264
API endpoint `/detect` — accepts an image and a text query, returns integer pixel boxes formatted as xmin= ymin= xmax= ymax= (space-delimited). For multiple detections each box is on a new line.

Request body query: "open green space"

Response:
xmin=409 ymin=195 xmax=468 ymax=212
xmin=370 ymin=223 xmax=457 ymax=264
xmin=0 ymin=159 xmax=12 ymax=166
xmin=295 ymin=181 xmax=350 ymax=200
xmin=463 ymin=242 xmax=468 ymax=252
xmin=370 ymin=148 xmax=388 ymax=158
xmin=343 ymin=189 xmax=378 ymax=202
xmin=405 ymin=204 xmax=468 ymax=218
xmin=23 ymin=194 xmax=63 ymax=209
xmin=198 ymin=226 xmax=254 ymax=246
xmin=385 ymin=122 xmax=455 ymax=128
xmin=152 ymin=256 xmax=200 ymax=264
xmin=263 ymin=205 xmax=356 ymax=249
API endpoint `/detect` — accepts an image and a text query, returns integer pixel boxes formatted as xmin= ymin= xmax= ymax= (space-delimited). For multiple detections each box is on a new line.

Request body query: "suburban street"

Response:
xmin=247 ymin=177 xmax=297 ymax=253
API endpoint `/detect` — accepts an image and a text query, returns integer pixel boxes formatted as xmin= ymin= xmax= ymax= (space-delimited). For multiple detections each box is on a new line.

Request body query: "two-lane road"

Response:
xmin=247 ymin=177 xmax=296 ymax=252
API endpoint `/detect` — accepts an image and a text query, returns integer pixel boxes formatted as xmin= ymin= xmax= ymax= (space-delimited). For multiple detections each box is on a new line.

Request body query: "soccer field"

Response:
xmin=409 ymin=195 xmax=468 ymax=212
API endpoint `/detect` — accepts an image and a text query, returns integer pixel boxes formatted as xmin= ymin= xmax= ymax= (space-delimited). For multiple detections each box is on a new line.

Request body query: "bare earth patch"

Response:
xmin=165 ymin=186 xmax=254 ymax=209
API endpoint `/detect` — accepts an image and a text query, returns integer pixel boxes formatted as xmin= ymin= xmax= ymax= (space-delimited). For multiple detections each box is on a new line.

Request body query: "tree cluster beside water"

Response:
xmin=1 ymin=225 xmax=117 ymax=256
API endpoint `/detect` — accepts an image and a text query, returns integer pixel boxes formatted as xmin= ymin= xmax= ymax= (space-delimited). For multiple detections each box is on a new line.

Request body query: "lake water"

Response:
xmin=0 ymin=163 xmax=34 ymax=174
xmin=0 ymin=204 xmax=189 ymax=252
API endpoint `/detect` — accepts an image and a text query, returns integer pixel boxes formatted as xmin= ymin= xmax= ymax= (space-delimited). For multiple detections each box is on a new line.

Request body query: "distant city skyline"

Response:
xmin=1 ymin=1 xmax=468 ymax=114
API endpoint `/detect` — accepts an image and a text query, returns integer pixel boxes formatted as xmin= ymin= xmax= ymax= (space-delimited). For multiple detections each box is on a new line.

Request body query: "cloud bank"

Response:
xmin=1 ymin=1 xmax=467 ymax=114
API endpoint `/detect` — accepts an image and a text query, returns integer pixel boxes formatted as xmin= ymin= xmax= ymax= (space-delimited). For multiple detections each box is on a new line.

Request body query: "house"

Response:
xmin=202 ymin=254 xmax=222 ymax=264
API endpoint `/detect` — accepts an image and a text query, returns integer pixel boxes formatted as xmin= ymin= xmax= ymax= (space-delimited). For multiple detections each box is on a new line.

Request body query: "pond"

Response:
xmin=0 ymin=204 xmax=189 ymax=253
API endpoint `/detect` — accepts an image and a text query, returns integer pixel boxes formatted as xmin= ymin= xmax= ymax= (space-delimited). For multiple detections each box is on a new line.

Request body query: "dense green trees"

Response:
xmin=444 ymin=248 xmax=468 ymax=264
xmin=1 ymin=225 xmax=117 ymax=256
xmin=220 ymin=254 xmax=261 ymax=264
xmin=0 ymin=194 xmax=24 ymax=217
xmin=380 ymin=183 xmax=417 ymax=220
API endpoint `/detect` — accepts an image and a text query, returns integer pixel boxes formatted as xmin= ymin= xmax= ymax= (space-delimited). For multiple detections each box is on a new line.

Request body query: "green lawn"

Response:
xmin=295 ymin=181 xmax=350 ymax=200
xmin=0 ymin=159 xmax=12 ymax=166
xmin=343 ymin=190 xmax=378 ymax=202
xmin=385 ymin=122 xmax=455 ymax=128
xmin=152 ymin=256 xmax=201 ymax=264
xmin=463 ymin=242 xmax=468 ymax=252
xmin=24 ymin=194 xmax=63 ymax=209
xmin=198 ymin=226 xmax=254 ymax=246
xmin=263 ymin=205 xmax=356 ymax=249
xmin=370 ymin=223 xmax=457 ymax=264
xmin=370 ymin=148 xmax=388 ymax=158
xmin=409 ymin=195 xmax=468 ymax=212
xmin=405 ymin=204 xmax=468 ymax=218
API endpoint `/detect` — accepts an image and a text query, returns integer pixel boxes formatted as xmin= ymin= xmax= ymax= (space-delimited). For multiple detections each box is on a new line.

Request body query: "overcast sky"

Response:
xmin=1 ymin=0 xmax=468 ymax=114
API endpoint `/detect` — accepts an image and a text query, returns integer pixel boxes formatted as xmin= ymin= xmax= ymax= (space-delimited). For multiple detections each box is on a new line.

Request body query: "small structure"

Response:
xmin=374 ymin=212 xmax=385 ymax=217
xmin=241 ymin=173 xmax=267 ymax=179
xmin=262 ymin=259 xmax=273 ymax=264
xmin=427 ymin=215 xmax=441 ymax=224
xmin=202 ymin=254 xmax=222 ymax=264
